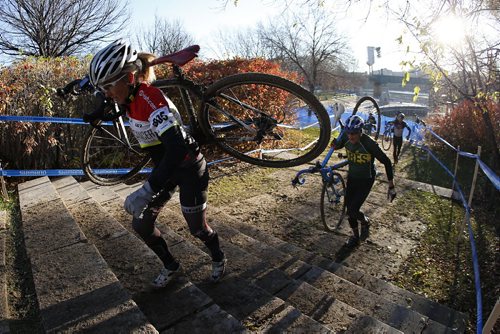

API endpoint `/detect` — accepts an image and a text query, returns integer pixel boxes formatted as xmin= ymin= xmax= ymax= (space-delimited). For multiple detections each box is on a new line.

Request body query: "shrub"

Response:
xmin=0 ymin=56 xmax=300 ymax=171
xmin=0 ymin=57 xmax=90 ymax=170
xmin=428 ymin=99 xmax=500 ymax=156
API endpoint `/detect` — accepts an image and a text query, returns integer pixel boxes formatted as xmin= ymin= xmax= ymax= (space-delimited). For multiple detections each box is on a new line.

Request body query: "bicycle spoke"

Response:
xmin=82 ymin=123 xmax=151 ymax=185
xmin=203 ymin=75 xmax=329 ymax=167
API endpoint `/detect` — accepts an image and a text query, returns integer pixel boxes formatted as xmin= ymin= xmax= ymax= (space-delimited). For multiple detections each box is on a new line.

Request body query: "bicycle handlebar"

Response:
xmin=57 ymin=75 xmax=93 ymax=98
xmin=57 ymin=75 xmax=121 ymax=123
xmin=291 ymin=161 xmax=322 ymax=186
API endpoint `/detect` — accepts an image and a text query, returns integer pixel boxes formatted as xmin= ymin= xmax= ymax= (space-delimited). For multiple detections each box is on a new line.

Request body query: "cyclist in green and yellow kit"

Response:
xmin=331 ymin=115 xmax=396 ymax=247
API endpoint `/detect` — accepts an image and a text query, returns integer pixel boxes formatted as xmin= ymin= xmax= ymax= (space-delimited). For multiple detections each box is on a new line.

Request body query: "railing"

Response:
xmin=411 ymin=123 xmax=500 ymax=334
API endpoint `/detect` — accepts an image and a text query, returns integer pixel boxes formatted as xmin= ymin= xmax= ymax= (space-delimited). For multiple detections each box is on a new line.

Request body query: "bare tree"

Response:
xmin=257 ymin=6 xmax=349 ymax=92
xmin=0 ymin=0 xmax=129 ymax=57
xmin=211 ymin=27 xmax=271 ymax=59
xmin=135 ymin=16 xmax=194 ymax=55
xmin=395 ymin=0 xmax=500 ymax=172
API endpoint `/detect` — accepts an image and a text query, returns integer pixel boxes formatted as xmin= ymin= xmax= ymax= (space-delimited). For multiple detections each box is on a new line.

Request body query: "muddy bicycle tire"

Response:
xmin=352 ymin=96 xmax=381 ymax=140
xmin=320 ymin=172 xmax=347 ymax=232
xmin=382 ymin=132 xmax=392 ymax=151
xmin=200 ymin=73 xmax=331 ymax=168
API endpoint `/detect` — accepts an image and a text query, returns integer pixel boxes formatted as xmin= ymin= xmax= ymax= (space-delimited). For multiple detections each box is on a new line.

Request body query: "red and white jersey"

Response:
xmin=127 ymin=83 xmax=185 ymax=148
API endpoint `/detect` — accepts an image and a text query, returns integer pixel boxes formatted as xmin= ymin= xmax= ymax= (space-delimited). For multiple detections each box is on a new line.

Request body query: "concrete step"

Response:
xmin=0 ymin=210 xmax=8 ymax=331
xmin=55 ymin=176 xmax=243 ymax=333
xmin=204 ymin=210 xmax=451 ymax=333
xmin=215 ymin=207 xmax=468 ymax=333
xmin=95 ymin=182 xmax=333 ymax=333
xmin=18 ymin=177 xmax=156 ymax=333
xmin=111 ymin=183 xmax=402 ymax=333
xmin=212 ymin=173 xmax=453 ymax=289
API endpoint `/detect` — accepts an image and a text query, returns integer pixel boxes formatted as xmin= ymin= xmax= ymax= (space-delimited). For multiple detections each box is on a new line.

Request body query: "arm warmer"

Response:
xmin=147 ymin=126 xmax=190 ymax=192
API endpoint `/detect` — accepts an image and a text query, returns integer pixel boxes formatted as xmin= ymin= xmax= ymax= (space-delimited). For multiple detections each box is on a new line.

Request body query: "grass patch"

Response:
xmin=399 ymin=145 xmax=498 ymax=208
xmin=209 ymin=166 xmax=279 ymax=206
xmin=389 ymin=190 xmax=498 ymax=333
xmin=0 ymin=191 xmax=44 ymax=333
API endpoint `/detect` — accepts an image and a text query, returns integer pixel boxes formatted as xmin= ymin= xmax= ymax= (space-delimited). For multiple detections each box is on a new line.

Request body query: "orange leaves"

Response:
xmin=430 ymin=99 xmax=500 ymax=154
xmin=155 ymin=57 xmax=299 ymax=85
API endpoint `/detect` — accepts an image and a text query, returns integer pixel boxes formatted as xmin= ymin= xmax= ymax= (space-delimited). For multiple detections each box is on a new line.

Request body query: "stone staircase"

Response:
xmin=16 ymin=172 xmax=468 ymax=333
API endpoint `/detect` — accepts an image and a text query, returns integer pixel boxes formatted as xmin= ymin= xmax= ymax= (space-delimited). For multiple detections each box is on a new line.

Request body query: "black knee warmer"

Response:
xmin=132 ymin=218 xmax=177 ymax=269
xmin=132 ymin=218 xmax=154 ymax=240
xmin=194 ymin=230 xmax=224 ymax=262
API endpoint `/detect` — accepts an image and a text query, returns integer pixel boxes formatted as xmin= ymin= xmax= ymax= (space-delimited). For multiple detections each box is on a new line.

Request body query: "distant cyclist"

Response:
xmin=364 ymin=112 xmax=377 ymax=136
xmin=388 ymin=112 xmax=411 ymax=164
xmin=331 ymin=115 xmax=396 ymax=247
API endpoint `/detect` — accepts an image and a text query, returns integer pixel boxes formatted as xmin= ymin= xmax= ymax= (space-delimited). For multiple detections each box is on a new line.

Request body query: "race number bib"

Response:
xmin=128 ymin=118 xmax=161 ymax=147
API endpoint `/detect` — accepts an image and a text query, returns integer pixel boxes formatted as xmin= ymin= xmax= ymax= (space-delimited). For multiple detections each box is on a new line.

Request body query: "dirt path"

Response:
xmin=208 ymin=144 xmax=436 ymax=282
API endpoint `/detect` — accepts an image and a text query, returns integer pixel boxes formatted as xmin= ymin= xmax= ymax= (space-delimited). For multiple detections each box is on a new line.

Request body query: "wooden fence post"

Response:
xmin=468 ymin=146 xmax=482 ymax=207
xmin=0 ymin=163 xmax=8 ymax=201
xmin=452 ymin=146 xmax=460 ymax=192
xmin=483 ymin=297 xmax=500 ymax=334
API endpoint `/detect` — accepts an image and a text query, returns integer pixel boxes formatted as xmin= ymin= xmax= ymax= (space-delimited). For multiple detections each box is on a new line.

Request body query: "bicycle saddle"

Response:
xmin=149 ymin=45 xmax=200 ymax=67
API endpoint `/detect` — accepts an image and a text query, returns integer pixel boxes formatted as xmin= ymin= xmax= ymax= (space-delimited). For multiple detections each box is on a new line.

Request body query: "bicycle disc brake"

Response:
xmin=254 ymin=115 xmax=280 ymax=143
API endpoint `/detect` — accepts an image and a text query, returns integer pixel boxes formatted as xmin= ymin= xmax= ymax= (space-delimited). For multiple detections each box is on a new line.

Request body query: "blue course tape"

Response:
xmin=465 ymin=210 xmax=483 ymax=333
xmin=0 ymin=115 xmax=86 ymax=125
xmin=1 ymin=168 xmax=153 ymax=177
xmin=0 ymin=115 xmax=116 ymax=126
xmin=0 ymin=158 xmax=237 ymax=177
xmin=458 ymin=151 xmax=478 ymax=159
xmin=477 ymin=159 xmax=500 ymax=191
xmin=427 ymin=128 xmax=457 ymax=151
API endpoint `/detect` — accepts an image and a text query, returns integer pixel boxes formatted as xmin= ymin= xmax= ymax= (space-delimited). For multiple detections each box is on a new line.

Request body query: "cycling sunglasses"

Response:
xmin=100 ymin=73 xmax=128 ymax=92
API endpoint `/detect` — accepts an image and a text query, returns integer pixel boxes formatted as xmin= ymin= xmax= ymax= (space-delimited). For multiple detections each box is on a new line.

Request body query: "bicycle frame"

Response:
xmin=154 ymin=65 xmax=261 ymax=143
xmin=383 ymin=122 xmax=394 ymax=136
xmin=86 ymin=99 xmax=142 ymax=155
xmin=292 ymin=145 xmax=348 ymax=186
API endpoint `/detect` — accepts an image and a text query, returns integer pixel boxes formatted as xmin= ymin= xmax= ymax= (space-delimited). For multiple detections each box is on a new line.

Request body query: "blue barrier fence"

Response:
xmin=413 ymin=123 xmax=500 ymax=333
xmin=2 ymin=114 xmax=499 ymax=332
xmin=0 ymin=115 xmax=246 ymax=177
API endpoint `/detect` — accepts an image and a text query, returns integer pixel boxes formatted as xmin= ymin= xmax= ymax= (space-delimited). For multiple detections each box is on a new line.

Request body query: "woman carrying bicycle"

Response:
xmin=331 ymin=115 xmax=396 ymax=247
xmin=388 ymin=112 xmax=411 ymax=164
xmin=89 ymin=39 xmax=226 ymax=288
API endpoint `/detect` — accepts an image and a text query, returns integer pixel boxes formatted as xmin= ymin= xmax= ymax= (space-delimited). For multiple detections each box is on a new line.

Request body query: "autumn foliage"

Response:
xmin=428 ymin=99 xmax=500 ymax=160
xmin=0 ymin=57 xmax=91 ymax=171
xmin=0 ymin=56 xmax=300 ymax=171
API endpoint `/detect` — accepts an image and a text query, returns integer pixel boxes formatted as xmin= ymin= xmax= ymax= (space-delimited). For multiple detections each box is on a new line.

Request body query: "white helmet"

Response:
xmin=89 ymin=39 xmax=138 ymax=87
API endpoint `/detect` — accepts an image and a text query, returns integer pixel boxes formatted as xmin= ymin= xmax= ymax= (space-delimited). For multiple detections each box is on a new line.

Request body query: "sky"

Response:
xmin=128 ymin=0 xmax=415 ymax=73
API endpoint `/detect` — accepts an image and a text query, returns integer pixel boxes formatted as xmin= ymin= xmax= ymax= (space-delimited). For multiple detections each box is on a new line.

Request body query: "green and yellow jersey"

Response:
xmin=334 ymin=132 xmax=394 ymax=180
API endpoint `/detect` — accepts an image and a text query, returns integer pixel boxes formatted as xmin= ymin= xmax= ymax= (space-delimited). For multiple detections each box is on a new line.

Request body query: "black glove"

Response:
xmin=82 ymin=92 xmax=114 ymax=123
xmin=82 ymin=111 xmax=102 ymax=123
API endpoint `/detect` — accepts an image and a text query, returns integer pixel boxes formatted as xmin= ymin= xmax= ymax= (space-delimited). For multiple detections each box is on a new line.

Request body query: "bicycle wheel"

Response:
xmin=320 ymin=172 xmax=347 ymax=232
xmin=81 ymin=120 xmax=151 ymax=186
xmin=382 ymin=133 xmax=392 ymax=151
xmin=200 ymin=73 xmax=331 ymax=168
xmin=352 ymin=96 xmax=381 ymax=140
